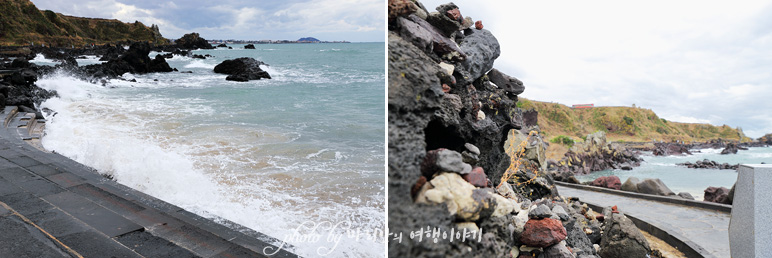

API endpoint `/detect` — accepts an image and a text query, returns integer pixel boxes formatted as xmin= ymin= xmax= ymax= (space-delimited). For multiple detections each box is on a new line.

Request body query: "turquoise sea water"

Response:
xmin=575 ymin=147 xmax=772 ymax=200
xmin=33 ymin=43 xmax=385 ymax=257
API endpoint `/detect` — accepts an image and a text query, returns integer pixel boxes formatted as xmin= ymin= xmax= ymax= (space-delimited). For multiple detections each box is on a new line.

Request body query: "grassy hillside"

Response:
xmin=0 ymin=0 xmax=168 ymax=46
xmin=519 ymin=98 xmax=751 ymax=144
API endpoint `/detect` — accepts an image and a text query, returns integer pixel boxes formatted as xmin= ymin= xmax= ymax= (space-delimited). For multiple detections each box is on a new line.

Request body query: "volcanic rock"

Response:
xmin=213 ymin=57 xmax=271 ymax=82
xmin=175 ymin=32 xmax=214 ymax=49
xmin=589 ymin=176 xmax=621 ymax=190
xmin=519 ymin=218 xmax=567 ymax=248
xmin=599 ymin=210 xmax=651 ymax=258
xmin=636 ymin=178 xmax=675 ymax=196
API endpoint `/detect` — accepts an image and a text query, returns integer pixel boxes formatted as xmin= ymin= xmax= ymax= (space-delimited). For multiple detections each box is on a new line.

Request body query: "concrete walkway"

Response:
xmin=557 ymin=185 xmax=729 ymax=258
xmin=0 ymin=106 xmax=297 ymax=257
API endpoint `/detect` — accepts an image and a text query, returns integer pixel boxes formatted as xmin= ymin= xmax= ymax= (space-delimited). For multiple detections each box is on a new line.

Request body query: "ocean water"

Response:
xmin=575 ymin=147 xmax=772 ymax=200
xmin=32 ymin=43 xmax=385 ymax=257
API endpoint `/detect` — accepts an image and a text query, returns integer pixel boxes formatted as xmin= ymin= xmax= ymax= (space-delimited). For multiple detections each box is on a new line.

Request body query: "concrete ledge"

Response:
xmin=556 ymin=181 xmax=731 ymax=213
xmin=581 ymin=201 xmax=713 ymax=258
xmin=0 ymin=107 xmax=299 ymax=257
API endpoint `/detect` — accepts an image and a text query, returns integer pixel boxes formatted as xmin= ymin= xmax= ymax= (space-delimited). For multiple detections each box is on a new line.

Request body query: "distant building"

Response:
xmin=572 ymin=104 xmax=594 ymax=109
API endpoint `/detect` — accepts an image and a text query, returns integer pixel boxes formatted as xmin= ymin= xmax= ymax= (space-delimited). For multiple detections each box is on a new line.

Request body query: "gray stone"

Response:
xmin=562 ymin=215 xmax=596 ymax=256
xmin=397 ymin=16 xmax=433 ymax=54
xmin=599 ymin=211 xmax=651 ymax=258
xmin=636 ymin=178 xmax=675 ymax=196
xmin=436 ymin=149 xmax=472 ymax=174
xmin=729 ymin=165 xmax=772 ymax=258
xmin=552 ymin=205 xmax=570 ymax=221
xmin=621 ymin=176 xmax=640 ymax=192
xmin=425 ymin=11 xmax=462 ymax=37
xmin=461 ymin=151 xmax=479 ymax=165
xmin=677 ymin=192 xmax=695 ymax=200
xmin=404 ymin=15 xmax=467 ymax=62
xmin=457 ymin=29 xmax=500 ymax=85
xmin=464 ymin=143 xmax=480 ymax=155
xmin=487 ymin=68 xmax=524 ymax=96
xmin=540 ymin=240 xmax=576 ymax=258
xmin=528 ymin=204 xmax=553 ymax=219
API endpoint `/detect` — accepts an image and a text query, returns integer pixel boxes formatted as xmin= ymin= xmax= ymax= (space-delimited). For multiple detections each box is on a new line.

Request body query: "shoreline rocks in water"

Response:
xmin=213 ymin=57 xmax=271 ymax=82
xmin=677 ymin=159 xmax=739 ymax=170
xmin=548 ymin=131 xmax=643 ymax=181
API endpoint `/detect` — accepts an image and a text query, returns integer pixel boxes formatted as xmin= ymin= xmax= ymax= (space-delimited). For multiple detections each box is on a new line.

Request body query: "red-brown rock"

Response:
xmin=704 ymin=186 xmax=730 ymax=203
xmin=519 ymin=218 xmax=567 ymax=248
xmin=442 ymin=84 xmax=451 ymax=93
xmin=590 ymin=176 xmax=621 ymax=190
xmin=411 ymin=176 xmax=427 ymax=199
xmin=475 ymin=20 xmax=483 ymax=30
xmin=463 ymin=166 xmax=489 ymax=187
xmin=446 ymin=8 xmax=462 ymax=21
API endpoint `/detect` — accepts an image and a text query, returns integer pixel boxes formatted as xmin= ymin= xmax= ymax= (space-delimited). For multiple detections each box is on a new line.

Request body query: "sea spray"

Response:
xmin=35 ymin=43 xmax=385 ymax=257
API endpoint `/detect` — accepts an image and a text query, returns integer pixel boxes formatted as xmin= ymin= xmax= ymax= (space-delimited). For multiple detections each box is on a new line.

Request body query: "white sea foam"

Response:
xmin=30 ymin=54 xmax=58 ymax=65
xmin=75 ymin=55 xmax=105 ymax=65
xmin=184 ymin=59 xmax=216 ymax=69
xmin=36 ymin=71 xmax=385 ymax=257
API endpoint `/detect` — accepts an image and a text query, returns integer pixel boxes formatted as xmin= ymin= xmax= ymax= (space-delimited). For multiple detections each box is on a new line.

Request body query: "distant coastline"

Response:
xmin=207 ymin=39 xmax=351 ymax=44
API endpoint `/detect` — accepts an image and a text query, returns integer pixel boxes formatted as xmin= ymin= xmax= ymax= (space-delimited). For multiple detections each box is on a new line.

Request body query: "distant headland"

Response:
xmin=208 ymin=37 xmax=350 ymax=44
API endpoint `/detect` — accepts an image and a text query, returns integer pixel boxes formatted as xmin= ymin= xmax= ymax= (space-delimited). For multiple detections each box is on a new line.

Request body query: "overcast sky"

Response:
xmin=420 ymin=0 xmax=772 ymax=138
xmin=30 ymin=0 xmax=384 ymax=42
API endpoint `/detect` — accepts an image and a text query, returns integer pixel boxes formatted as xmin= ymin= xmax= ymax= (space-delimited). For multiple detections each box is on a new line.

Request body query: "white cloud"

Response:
xmin=420 ymin=0 xmax=772 ymax=137
xmin=29 ymin=0 xmax=384 ymax=41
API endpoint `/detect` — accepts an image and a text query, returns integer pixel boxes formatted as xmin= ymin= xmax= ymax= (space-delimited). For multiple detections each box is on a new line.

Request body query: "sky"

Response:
xmin=420 ymin=0 xmax=772 ymax=138
xmin=29 ymin=0 xmax=385 ymax=42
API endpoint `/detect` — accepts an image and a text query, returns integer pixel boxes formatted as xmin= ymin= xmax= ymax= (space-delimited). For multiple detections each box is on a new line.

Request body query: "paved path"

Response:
xmin=0 ymin=106 xmax=297 ymax=257
xmin=557 ymin=185 xmax=729 ymax=258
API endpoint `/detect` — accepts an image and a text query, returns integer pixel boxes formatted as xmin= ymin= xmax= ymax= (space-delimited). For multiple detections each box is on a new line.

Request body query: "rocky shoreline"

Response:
xmin=0 ymin=32 xmax=273 ymax=114
xmin=389 ymin=1 xmax=665 ymax=257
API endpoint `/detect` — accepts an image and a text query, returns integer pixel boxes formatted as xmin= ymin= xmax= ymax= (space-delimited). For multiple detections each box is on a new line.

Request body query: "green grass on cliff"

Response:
xmin=0 ymin=0 xmax=168 ymax=46
xmin=522 ymin=98 xmax=751 ymax=143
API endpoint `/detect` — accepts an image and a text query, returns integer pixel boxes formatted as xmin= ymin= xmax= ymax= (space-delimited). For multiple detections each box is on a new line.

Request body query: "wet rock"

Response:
xmin=244 ymin=44 xmax=256 ymax=49
xmin=636 ymin=178 xmax=675 ymax=196
xmin=550 ymin=131 xmax=642 ymax=175
xmin=599 ymin=211 xmax=651 ymax=258
xmin=520 ymin=218 xmax=567 ymax=248
xmin=704 ymin=186 xmax=730 ymax=204
xmin=487 ymin=68 xmax=524 ymax=96
xmin=621 ymin=177 xmax=640 ymax=193
xmin=175 ymin=32 xmax=214 ymax=49
xmin=456 ymin=28 xmax=500 ymax=85
xmin=589 ymin=176 xmax=621 ymax=190
xmin=677 ymin=159 xmax=739 ymax=170
xmin=652 ymin=142 xmax=691 ymax=156
xmin=677 ymin=192 xmax=695 ymax=200
xmin=720 ymin=142 xmax=739 ymax=154
xmin=462 ymin=166 xmax=490 ymax=187
xmin=213 ymin=57 xmax=271 ymax=82
xmin=216 ymin=44 xmax=228 ymax=48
